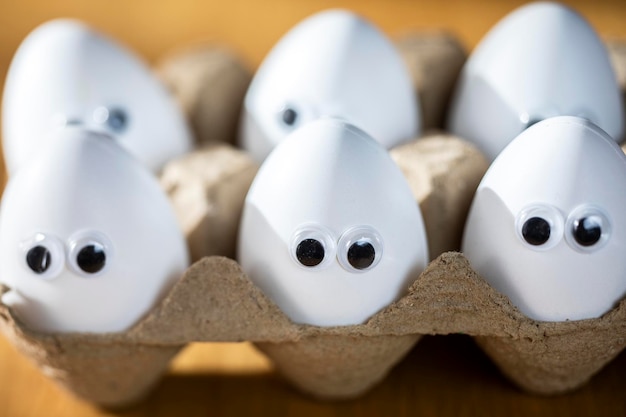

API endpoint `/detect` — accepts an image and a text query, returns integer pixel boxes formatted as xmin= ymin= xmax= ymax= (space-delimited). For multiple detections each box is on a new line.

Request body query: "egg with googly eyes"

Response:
xmin=2 ymin=18 xmax=193 ymax=175
xmin=239 ymin=9 xmax=420 ymax=162
xmin=462 ymin=116 xmax=626 ymax=322
xmin=238 ymin=118 xmax=428 ymax=326
xmin=447 ymin=2 xmax=624 ymax=162
xmin=0 ymin=127 xmax=189 ymax=333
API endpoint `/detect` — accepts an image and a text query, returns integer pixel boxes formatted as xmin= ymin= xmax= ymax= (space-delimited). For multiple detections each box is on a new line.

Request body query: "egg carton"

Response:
xmin=2 ymin=31 xmax=626 ymax=409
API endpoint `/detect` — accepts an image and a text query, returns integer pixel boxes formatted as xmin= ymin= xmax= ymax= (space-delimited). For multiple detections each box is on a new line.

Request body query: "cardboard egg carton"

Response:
xmin=156 ymin=44 xmax=252 ymax=147
xmin=2 ymin=32 xmax=626 ymax=408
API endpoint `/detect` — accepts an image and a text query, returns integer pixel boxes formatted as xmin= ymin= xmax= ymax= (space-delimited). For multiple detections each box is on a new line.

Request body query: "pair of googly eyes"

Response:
xmin=291 ymin=225 xmax=383 ymax=272
xmin=57 ymin=106 xmax=129 ymax=134
xmin=92 ymin=106 xmax=129 ymax=134
xmin=21 ymin=232 xmax=113 ymax=280
xmin=516 ymin=204 xmax=610 ymax=252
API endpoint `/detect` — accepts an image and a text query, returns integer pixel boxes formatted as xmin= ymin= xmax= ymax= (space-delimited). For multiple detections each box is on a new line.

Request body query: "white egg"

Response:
xmin=447 ymin=2 xmax=624 ymax=161
xmin=240 ymin=9 xmax=420 ymax=162
xmin=462 ymin=116 xmax=626 ymax=322
xmin=2 ymin=19 xmax=193 ymax=175
xmin=238 ymin=118 xmax=428 ymax=326
xmin=0 ymin=127 xmax=189 ymax=333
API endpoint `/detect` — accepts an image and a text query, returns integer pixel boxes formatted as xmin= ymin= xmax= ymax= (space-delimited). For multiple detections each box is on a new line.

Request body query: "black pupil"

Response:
xmin=347 ymin=240 xmax=376 ymax=270
xmin=296 ymin=238 xmax=324 ymax=267
xmin=281 ymin=108 xmax=297 ymax=126
xmin=107 ymin=108 xmax=128 ymax=132
xmin=573 ymin=216 xmax=602 ymax=247
xmin=26 ymin=245 xmax=51 ymax=274
xmin=77 ymin=244 xmax=106 ymax=274
xmin=522 ymin=217 xmax=551 ymax=246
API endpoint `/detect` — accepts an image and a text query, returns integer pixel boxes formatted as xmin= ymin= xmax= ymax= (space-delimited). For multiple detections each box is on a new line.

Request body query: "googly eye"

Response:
xmin=290 ymin=224 xmax=336 ymax=270
xmin=522 ymin=217 xmax=551 ymax=245
xmin=519 ymin=109 xmax=558 ymax=132
xmin=20 ymin=234 xmax=64 ymax=280
xmin=565 ymin=205 xmax=611 ymax=253
xmin=276 ymin=102 xmax=318 ymax=131
xmin=280 ymin=107 xmax=298 ymax=126
xmin=524 ymin=117 xmax=543 ymax=129
xmin=276 ymin=104 xmax=301 ymax=130
xmin=337 ymin=226 xmax=383 ymax=272
xmin=68 ymin=231 xmax=114 ymax=277
xmin=516 ymin=204 xmax=564 ymax=250
xmin=93 ymin=106 xmax=129 ymax=134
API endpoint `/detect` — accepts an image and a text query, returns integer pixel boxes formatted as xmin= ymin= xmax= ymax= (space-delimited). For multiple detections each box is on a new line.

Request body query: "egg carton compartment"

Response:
xmin=2 ymin=31 xmax=626 ymax=408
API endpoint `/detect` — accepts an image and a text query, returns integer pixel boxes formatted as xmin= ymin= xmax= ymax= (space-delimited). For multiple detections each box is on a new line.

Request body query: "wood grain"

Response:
xmin=0 ymin=1 xmax=626 ymax=415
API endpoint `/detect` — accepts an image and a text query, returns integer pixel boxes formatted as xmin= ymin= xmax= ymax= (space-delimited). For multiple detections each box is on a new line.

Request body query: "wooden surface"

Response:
xmin=1 ymin=1 xmax=626 ymax=416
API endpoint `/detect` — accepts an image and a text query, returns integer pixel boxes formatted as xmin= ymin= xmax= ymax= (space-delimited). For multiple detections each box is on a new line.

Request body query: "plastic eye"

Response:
xmin=573 ymin=217 xmax=601 ymax=246
xmin=524 ymin=118 xmax=542 ymax=129
xmin=26 ymin=246 xmax=51 ymax=273
xmin=519 ymin=110 xmax=558 ymax=132
xmin=522 ymin=217 xmax=551 ymax=245
xmin=295 ymin=239 xmax=324 ymax=267
xmin=281 ymin=107 xmax=298 ymax=127
xmin=20 ymin=234 xmax=64 ymax=280
xmin=337 ymin=226 xmax=383 ymax=272
xmin=68 ymin=231 xmax=114 ymax=277
xmin=93 ymin=106 xmax=129 ymax=134
xmin=290 ymin=225 xmax=336 ymax=270
xmin=565 ymin=205 xmax=611 ymax=252
xmin=276 ymin=103 xmax=318 ymax=130
xmin=347 ymin=241 xmax=376 ymax=269
xmin=76 ymin=243 xmax=107 ymax=273
xmin=516 ymin=204 xmax=563 ymax=250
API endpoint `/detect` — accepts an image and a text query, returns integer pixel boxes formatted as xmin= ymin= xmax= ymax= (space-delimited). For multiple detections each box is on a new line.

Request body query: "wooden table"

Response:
xmin=0 ymin=1 xmax=626 ymax=415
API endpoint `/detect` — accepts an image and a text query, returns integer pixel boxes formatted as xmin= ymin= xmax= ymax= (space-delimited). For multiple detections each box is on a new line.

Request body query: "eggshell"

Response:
xmin=0 ymin=127 xmax=189 ymax=333
xmin=238 ymin=118 xmax=428 ymax=326
xmin=447 ymin=2 xmax=624 ymax=161
xmin=2 ymin=19 xmax=193 ymax=174
xmin=240 ymin=9 xmax=419 ymax=161
xmin=463 ymin=116 xmax=626 ymax=322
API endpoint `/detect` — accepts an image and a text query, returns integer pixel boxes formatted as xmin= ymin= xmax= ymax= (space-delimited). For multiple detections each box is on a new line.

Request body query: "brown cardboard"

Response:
xmin=0 ymin=285 xmax=184 ymax=408
xmin=390 ymin=132 xmax=489 ymax=259
xmin=256 ymin=334 xmax=421 ymax=399
xmin=607 ymin=39 xmax=626 ymax=134
xmin=4 ymin=250 xmax=624 ymax=403
xmin=160 ymin=143 xmax=258 ymax=261
xmin=395 ymin=32 xmax=467 ymax=130
xmin=156 ymin=44 xmax=252 ymax=146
